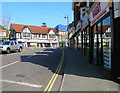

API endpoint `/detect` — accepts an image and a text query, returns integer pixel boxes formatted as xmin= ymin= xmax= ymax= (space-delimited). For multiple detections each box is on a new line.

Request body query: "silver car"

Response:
xmin=0 ymin=41 xmax=23 ymax=54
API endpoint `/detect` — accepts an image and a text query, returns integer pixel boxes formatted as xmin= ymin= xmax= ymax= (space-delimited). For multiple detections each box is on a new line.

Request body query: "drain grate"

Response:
xmin=16 ymin=75 xmax=25 ymax=77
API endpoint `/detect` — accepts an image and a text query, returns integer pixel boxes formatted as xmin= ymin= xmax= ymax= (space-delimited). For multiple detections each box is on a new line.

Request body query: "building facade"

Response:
xmin=55 ymin=25 xmax=68 ymax=47
xmin=68 ymin=2 xmax=120 ymax=83
xmin=0 ymin=25 xmax=9 ymax=43
xmin=10 ymin=24 xmax=59 ymax=47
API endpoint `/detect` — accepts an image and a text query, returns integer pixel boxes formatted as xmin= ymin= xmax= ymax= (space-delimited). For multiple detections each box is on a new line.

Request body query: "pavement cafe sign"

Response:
xmin=90 ymin=2 xmax=109 ymax=26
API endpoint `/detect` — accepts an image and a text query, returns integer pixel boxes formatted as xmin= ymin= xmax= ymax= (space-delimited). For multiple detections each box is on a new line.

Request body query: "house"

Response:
xmin=0 ymin=25 xmax=9 ymax=44
xmin=55 ymin=24 xmax=68 ymax=47
xmin=10 ymin=24 xmax=59 ymax=47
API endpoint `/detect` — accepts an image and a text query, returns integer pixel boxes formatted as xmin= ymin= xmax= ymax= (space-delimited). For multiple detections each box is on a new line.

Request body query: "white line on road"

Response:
xmin=1 ymin=80 xmax=42 ymax=88
xmin=0 ymin=61 xmax=19 ymax=69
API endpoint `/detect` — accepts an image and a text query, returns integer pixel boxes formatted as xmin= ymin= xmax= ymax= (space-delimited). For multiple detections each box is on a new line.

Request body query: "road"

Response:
xmin=0 ymin=47 xmax=66 ymax=92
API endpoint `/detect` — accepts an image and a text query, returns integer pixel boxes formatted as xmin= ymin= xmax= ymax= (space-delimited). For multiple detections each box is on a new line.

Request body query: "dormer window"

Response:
xmin=23 ymin=32 xmax=30 ymax=37
xmin=49 ymin=34 xmax=55 ymax=38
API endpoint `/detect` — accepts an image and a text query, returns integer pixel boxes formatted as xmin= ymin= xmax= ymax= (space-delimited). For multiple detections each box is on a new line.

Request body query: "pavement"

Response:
xmin=60 ymin=48 xmax=120 ymax=92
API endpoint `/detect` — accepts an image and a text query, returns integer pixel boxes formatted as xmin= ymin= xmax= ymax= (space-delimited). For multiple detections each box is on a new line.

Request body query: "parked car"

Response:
xmin=0 ymin=40 xmax=23 ymax=54
xmin=18 ymin=41 xmax=25 ymax=48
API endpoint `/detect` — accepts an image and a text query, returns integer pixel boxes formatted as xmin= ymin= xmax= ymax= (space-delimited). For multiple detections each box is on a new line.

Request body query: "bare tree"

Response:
xmin=2 ymin=15 xmax=11 ymax=40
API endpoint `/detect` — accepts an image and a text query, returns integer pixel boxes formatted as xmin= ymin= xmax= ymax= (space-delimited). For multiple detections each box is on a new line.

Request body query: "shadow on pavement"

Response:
xmin=64 ymin=48 xmax=114 ymax=81
xmin=20 ymin=47 xmax=115 ymax=82
xmin=20 ymin=48 xmax=66 ymax=75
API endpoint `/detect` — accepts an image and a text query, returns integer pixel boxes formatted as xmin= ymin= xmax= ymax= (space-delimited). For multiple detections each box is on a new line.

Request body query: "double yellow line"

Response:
xmin=43 ymin=49 xmax=64 ymax=93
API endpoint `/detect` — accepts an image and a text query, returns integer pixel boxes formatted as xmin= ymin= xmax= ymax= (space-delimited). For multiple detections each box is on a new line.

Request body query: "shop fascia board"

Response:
xmin=76 ymin=20 xmax=81 ymax=33
xmin=114 ymin=1 xmax=120 ymax=18
xmin=87 ymin=2 xmax=97 ymax=15
xmin=17 ymin=39 xmax=58 ymax=43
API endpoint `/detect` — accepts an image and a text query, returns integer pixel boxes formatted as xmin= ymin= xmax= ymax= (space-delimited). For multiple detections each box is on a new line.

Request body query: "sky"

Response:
xmin=2 ymin=2 xmax=73 ymax=28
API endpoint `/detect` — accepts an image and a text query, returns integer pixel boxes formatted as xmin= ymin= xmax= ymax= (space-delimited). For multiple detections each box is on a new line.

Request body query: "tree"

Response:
xmin=2 ymin=15 xmax=11 ymax=40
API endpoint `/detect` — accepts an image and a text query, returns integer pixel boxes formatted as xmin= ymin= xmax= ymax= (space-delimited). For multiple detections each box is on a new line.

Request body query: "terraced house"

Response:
xmin=9 ymin=24 xmax=59 ymax=47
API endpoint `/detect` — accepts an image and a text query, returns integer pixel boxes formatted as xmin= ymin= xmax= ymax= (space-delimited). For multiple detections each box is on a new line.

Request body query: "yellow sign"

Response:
xmin=30 ymin=43 xmax=37 ymax=46
xmin=109 ymin=1 xmax=112 ymax=8
xmin=39 ymin=44 xmax=41 ymax=47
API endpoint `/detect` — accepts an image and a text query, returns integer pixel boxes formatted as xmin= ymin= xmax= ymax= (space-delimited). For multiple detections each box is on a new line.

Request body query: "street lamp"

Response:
xmin=64 ymin=16 xmax=69 ymax=26
xmin=64 ymin=16 xmax=69 ymax=47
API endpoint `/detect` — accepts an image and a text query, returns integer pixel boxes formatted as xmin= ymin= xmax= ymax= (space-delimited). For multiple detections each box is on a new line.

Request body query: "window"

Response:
xmin=39 ymin=34 xmax=41 ymax=38
xmin=15 ymin=41 xmax=17 ymax=45
xmin=42 ymin=34 xmax=46 ymax=38
xmin=2 ymin=41 xmax=10 ymax=45
xmin=11 ymin=42 xmax=14 ymax=45
xmin=34 ymin=34 xmax=37 ymax=38
xmin=82 ymin=13 xmax=85 ymax=17
xmin=18 ymin=41 xmax=23 ymax=44
xmin=49 ymin=34 xmax=55 ymax=38
xmin=23 ymin=32 xmax=30 ymax=37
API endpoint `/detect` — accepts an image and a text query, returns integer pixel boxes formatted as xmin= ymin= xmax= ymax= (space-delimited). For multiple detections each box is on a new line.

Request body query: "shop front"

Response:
xmin=59 ymin=40 xmax=66 ymax=47
xmin=77 ymin=13 xmax=89 ymax=56
xmin=89 ymin=2 xmax=112 ymax=71
xmin=69 ymin=26 xmax=76 ymax=49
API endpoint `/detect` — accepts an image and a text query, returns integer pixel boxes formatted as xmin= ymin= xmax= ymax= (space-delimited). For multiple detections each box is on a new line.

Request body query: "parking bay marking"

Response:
xmin=1 ymin=80 xmax=42 ymax=88
xmin=0 ymin=61 xmax=19 ymax=69
xmin=43 ymin=49 xmax=64 ymax=93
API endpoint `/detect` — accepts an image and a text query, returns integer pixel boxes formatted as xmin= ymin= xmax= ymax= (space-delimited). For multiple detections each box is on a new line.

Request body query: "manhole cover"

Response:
xmin=16 ymin=75 xmax=25 ymax=77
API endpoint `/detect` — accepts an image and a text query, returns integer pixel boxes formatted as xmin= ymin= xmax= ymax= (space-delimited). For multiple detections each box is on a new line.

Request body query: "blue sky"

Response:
xmin=2 ymin=2 xmax=73 ymax=28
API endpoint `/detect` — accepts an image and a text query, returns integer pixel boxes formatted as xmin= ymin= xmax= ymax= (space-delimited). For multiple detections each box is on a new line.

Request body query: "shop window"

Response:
xmin=102 ymin=16 xmax=111 ymax=71
xmin=74 ymin=37 xmax=77 ymax=50
xmin=86 ymin=27 xmax=89 ymax=50
xmin=93 ymin=25 xmax=97 ymax=64
xmin=98 ymin=22 xmax=102 ymax=65
xmin=78 ymin=33 xmax=81 ymax=49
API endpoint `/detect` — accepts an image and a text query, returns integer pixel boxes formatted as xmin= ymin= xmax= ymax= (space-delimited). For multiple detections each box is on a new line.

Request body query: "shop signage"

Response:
xmin=76 ymin=21 xmax=81 ymax=32
xmin=81 ymin=13 xmax=89 ymax=31
xmin=114 ymin=1 xmax=120 ymax=18
xmin=90 ymin=2 xmax=109 ymax=26
xmin=103 ymin=49 xmax=111 ymax=71
xmin=69 ymin=32 xmax=73 ymax=39
xmin=69 ymin=27 xmax=75 ymax=39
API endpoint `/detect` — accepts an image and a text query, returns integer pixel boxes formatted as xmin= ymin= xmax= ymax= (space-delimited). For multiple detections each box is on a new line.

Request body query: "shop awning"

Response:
xmin=61 ymin=40 xmax=67 ymax=43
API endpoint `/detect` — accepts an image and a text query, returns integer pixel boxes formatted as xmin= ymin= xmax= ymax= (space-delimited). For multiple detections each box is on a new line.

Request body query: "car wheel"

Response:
xmin=6 ymin=48 xmax=10 ymax=54
xmin=18 ymin=47 xmax=22 ymax=52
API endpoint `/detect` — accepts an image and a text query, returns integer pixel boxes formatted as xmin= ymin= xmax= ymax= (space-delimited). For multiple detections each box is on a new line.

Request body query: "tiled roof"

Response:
xmin=11 ymin=24 xmax=25 ymax=33
xmin=11 ymin=24 xmax=58 ymax=35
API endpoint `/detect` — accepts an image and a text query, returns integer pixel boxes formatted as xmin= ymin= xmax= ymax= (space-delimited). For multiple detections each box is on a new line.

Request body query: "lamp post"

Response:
xmin=64 ymin=15 xmax=69 ymax=47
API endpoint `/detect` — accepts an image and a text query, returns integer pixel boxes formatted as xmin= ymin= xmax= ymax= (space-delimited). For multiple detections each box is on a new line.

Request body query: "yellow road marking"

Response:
xmin=43 ymin=49 xmax=64 ymax=93
xmin=43 ymin=62 xmax=62 ymax=93
xmin=47 ymin=54 xmax=64 ymax=93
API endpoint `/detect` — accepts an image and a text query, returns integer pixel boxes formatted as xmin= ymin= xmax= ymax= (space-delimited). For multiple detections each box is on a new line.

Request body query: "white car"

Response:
xmin=0 ymin=41 xmax=23 ymax=54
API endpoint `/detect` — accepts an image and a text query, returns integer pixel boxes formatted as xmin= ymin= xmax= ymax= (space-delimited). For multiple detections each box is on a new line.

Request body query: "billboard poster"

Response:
xmin=103 ymin=49 xmax=111 ymax=71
